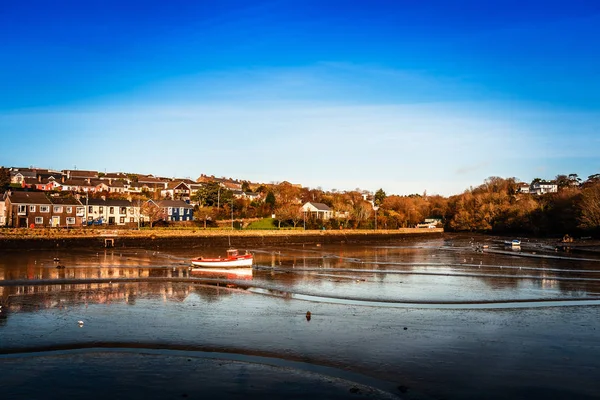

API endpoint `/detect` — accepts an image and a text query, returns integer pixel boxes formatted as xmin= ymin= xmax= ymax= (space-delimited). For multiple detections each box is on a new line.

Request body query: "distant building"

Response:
xmin=0 ymin=193 xmax=7 ymax=226
xmin=231 ymin=190 xmax=260 ymax=201
xmin=161 ymin=181 xmax=192 ymax=200
xmin=10 ymin=170 xmax=36 ymax=184
xmin=517 ymin=183 xmax=530 ymax=194
xmin=530 ymin=182 xmax=558 ymax=195
xmin=62 ymin=169 xmax=99 ymax=180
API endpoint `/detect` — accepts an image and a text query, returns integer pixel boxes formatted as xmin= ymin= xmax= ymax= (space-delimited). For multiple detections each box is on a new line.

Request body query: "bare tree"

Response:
xmin=288 ymin=205 xmax=304 ymax=228
xmin=197 ymin=206 xmax=216 ymax=229
xmin=140 ymin=201 xmax=166 ymax=228
xmin=579 ymin=183 xmax=600 ymax=229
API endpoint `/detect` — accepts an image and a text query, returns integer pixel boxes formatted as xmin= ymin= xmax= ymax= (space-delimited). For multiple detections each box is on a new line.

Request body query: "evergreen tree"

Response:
xmin=0 ymin=167 xmax=10 ymax=189
xmin=265 ymin=191 xmax=276 ymax=213
xmin=374 ymin=188 xmax=386 ymax=206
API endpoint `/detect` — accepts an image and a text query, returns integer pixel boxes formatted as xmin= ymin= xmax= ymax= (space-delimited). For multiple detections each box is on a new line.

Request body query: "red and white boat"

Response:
xmin=191 ymin=249 xmax=253 ymax=268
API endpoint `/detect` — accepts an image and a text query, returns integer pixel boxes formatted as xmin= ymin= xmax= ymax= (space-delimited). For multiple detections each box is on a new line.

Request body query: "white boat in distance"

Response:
xmin=191 ymin=249 xmax=253 ymax=268
xmin=504 ymin=239 xmax=521 ymax=247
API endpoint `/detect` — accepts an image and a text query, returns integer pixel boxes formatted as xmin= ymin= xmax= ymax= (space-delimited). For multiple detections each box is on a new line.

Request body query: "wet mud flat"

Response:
xmin=1 ymin=235 xmax=600 ymax=399
xmin=1 ymin=350 xmax=399 ymax=400
xmin=1 ymin=282 xmax=599 ymax=400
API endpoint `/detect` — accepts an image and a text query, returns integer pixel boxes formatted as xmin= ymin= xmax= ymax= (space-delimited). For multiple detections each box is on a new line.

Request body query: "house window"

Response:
xmin=109 ymin=207 xmax=114 ymax=214
xmin=18 ymin=205 xmax=27 ymax=213
xmin=40 ymin=206 xmax=50 ymax=213
xmin=99 ymin=206 xmax=104 ymax=213
xmin=89 ymin=206 xmax=93 ymax=213
xmin=180 ymin=207 xmax=184 ymax=214
xmin=66 ymin=207 xmax=73 ymax=213
xmin=120 ymin=217 xmax=125 ymax=224
xmin=129 ymin=208 xmax=134 ymax=214
xmin=168 ymin=207 xmax=172 ymax=215
xmin=53 ymin=206 xmax=63 ymax=213
xmin=76 ymin=207 xmax=84 ymax=216
xmin=120 ymin=207 xmax=126 ymax=214
xmin=66 ymin=217 xmax=75 ymax=224
xmin=35 ymin=217 xmax=43 ymax=224
xmin=130 ymin=217 xmax=134 ymax=223
xmin=29 ymin=205 xmax=36 ymax=212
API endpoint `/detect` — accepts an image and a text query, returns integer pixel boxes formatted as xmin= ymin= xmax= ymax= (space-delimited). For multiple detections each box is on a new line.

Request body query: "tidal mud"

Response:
xmin=1 ymin=234 xmax=599 ymax=399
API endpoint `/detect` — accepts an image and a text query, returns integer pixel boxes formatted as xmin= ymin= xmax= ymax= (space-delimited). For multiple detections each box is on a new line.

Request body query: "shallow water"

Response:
xmin=1 ymin=234 xmax=600 ymax=399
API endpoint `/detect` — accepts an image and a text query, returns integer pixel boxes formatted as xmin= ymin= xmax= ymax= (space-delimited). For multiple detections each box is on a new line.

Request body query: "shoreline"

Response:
xmin=0 ymin=227 xmax=444 ymax=250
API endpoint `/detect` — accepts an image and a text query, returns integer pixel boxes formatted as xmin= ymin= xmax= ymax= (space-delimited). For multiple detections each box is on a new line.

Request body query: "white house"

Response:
xmin=517 ymin=183 xmax=530 ymax=194
xmin=530 ymin=182 xmax=558 ymax=195
xmin=86 ymin=198 xmax=140 ymax=226
xmin=161 ymin=181 xmax=191 ymax=200
xmin=301 ymin=202 xmax=333 ymax=220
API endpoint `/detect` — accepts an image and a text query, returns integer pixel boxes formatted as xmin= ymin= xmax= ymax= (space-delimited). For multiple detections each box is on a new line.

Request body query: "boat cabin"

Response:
xmin=227 ymin=249 xmax=240 ymax=257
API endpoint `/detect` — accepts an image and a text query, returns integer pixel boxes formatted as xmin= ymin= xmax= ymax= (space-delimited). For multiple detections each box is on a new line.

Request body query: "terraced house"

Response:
xmin=150 ymin=199 xmax=194 ymax=222
xmin=86 ymin=198 xmax=140 ymax=226
xmin=4 ymin=191 xmax=85 ymax=228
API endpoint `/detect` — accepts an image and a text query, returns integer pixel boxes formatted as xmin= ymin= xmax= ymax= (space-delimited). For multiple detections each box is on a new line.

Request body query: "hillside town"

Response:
xmin=0 ymin=166 xmax=366 ymax=229
xmin=0 ymin=166 xmax=598 ymax=235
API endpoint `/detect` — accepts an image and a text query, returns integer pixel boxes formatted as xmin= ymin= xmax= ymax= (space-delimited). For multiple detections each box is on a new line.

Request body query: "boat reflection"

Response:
xmin=190 ymin=267 xmax=253 ymax=281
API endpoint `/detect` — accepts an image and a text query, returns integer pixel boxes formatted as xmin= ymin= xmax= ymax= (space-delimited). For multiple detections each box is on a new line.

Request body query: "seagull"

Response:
xmin=77 ymin=320 xmax=84 ymax=327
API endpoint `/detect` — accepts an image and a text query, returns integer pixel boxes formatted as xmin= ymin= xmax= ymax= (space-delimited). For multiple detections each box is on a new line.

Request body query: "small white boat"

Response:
xmin=505 ymin=239 xmax=521 ymax=247
xmin=191 ymin=249 xmax=253 ymax=268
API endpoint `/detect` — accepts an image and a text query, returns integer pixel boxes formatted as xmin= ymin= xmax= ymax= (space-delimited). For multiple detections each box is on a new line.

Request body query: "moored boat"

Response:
xmin=504 ymin=239 xmax=521 ymax=247
xmin=191 ymin=249 xmax=253 ymax=268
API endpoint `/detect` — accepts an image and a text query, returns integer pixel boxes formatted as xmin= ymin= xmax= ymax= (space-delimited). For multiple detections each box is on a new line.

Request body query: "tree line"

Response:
xmin=2 ymin=166 xmax=599 ymax=234
xmin=443 ymin=176 xmax=600 ymax=235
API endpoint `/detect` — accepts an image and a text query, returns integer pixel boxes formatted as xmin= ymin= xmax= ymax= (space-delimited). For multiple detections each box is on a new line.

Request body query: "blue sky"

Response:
xmin=1 ymin=0 xmax=599 ymax=195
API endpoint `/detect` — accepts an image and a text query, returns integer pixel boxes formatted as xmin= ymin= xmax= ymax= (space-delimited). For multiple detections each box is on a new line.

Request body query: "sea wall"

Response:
xmin=0 ymin=228 xmax=444 ymax=250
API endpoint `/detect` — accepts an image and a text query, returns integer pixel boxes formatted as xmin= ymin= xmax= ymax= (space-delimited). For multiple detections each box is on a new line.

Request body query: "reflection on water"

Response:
xmin=191 ymin=267 xmax=253 ymax=281
xmin=1 ymin=234 xmax=600 ymax=400
xmin=2 ymin=236 xmax=600 ymax=306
